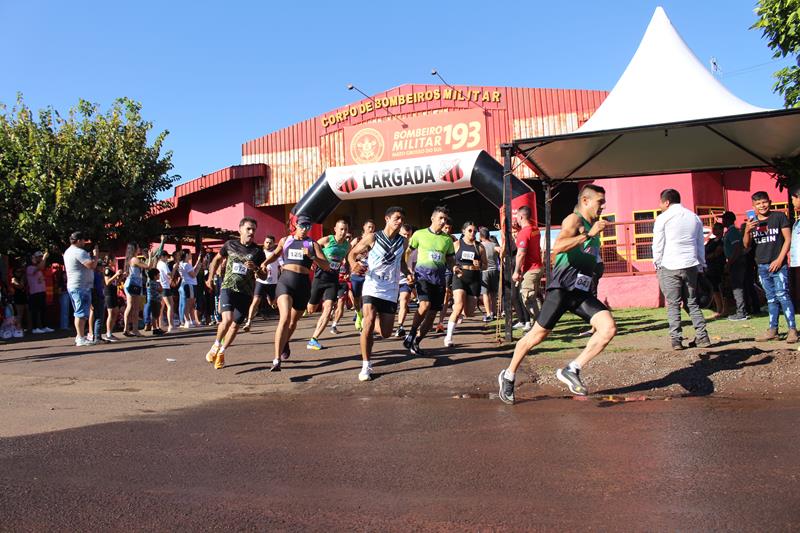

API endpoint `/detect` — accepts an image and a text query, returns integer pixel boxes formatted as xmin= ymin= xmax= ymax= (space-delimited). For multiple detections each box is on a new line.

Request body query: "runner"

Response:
xmin=349 ymin=220 xmax=375 ymax=331
xmin=444 ymin=221 xmax=487 ymax=347
xmin=243 ymin=235 xmax=279 ymax=331
xmin=497 ymin=184 xmax=616 ymax=403
xmin=204 ymin=217 xmax=268 ymax=369
xmin=395 ymin=223 xmax=416 ymax=337
xmin=306 ymin=219 xmax=350 ymax=350
xmin=348 ymin=206 xmax=411 ymax=381
xmin=403 ymin=206 xmax=456 ymax=356
xmin=479 ymin=227 xmax=500 ymax=322
xmin=330 ymin=258 xmax=351 ymax=335
xmin=434 ymin=219 xmax=455 ymax=334
xmin=265 ymin=214 xmax=330 ymax=371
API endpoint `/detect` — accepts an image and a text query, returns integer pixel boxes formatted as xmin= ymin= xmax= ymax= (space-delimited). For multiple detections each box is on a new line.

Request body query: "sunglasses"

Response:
xmin=298 ymin=223 xmax=312 ymax=230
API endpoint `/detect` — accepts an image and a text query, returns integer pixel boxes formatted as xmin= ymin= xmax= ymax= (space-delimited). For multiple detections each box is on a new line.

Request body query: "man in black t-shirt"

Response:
xmin=743 ymin=191 xmax=797 ymax=343
xmin=204 ymin=217 xmax=268 ymax=368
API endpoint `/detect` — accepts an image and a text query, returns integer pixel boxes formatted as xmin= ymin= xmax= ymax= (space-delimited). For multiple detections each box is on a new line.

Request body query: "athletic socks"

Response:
xmin=361 ymin=360 xmax=370 ymax=371
xmin=446 ymin=321 xmax=456 ymax=337
xmin=568 ymin=360 xmax=582 ymax=372
xmin=504 ymin=369 xmax=515 ymax=382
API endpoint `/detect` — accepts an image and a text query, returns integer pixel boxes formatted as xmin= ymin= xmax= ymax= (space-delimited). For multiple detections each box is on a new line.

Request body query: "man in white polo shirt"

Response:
xmin=652 ymin=189 xmax=711 ymax=351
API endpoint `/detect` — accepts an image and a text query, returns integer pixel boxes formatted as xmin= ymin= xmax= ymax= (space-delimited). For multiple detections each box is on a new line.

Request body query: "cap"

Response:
xmin=296 ymin=214 xmax=313 ymax=226
xmin=32 ymin=251 xmax=44 ymax=257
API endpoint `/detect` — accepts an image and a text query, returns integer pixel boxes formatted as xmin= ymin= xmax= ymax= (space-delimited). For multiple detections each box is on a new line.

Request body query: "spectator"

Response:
xmin=26 ymin=250 xmax=53 ymax=333
xmin=704 ymin=222 xmax=726 ymax=319
xmin=513 ymin=206 xmax=543 ymax=323
xmin=102 ymin=259 xmax=123 ymax=342
xmin=479 ymin=226 xmax=500 ymax=322
xmin=52 ymin=262 xmax=71 ymax=330
xmin=63 ymin=232 xmax=99 ymax=346
xmin=156 ymin=250 xmax=175 ymax=332
xmin=743 ymin=191 xmax=796 ymax=343
xmin=652 ymin=189 xmax=711 ymax=350
xmin=721 ymin=211 xmax=749 ymax=321
xmin=122 ymin=243 xmax=147 ymax=337
xmin=178 ymin=250 xmax=201 ymax=328
xmin=87 ymin=260 xmax=106 ymax=344
xmin=10 ymin=268 xmax=30 ymax=334
xmin=146 ymin=268 xmax=165 ymax=336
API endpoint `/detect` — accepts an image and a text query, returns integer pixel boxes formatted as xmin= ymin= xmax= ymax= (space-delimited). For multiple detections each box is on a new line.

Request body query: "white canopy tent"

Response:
xmin=510 ymin=6 xmax=800 ymax=181
xmin=497 ymin=7 xmax=800 ymax=338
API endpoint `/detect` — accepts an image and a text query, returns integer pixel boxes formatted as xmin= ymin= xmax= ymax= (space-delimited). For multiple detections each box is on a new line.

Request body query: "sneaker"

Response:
xmin=756 ymin=328 xmax=778 ymax=342
xmin=358 ymin=364 xmax=373 ymax=382
xmin=42 ymin=327 xmax=54 ymax=333
xmin=2 ymin=330 xmax=12 ymax=340
xmin=32 ymin=328 xmax=45 ymax=334
xmin=241 ymin=321 xmax=251 ymax=332
xmin=410 ymin=339 xmax=426 ymax=357
xmin=523 ymin=322 xmax=532 ymax=332
xmin=690 ymin=335 xmax=712 ymax=348
xmin=12 ymin=329 xmax=23 ymax=338
xmin=152 ymin=328 xmax=165 ymax=336
xmin=434 ymin=323 xmax=445 ymax=334
xmin=144 ymin=324 xmax=152 ymax=332
xmin=270 ymin=358 xmax=281 ymax=372
xmin=205 ymin=344 xmax=219 ymax=363
xmin=280 ymin=344 xmax=291 ymax=361
xmin=443 ymin=335 xmax=453 ymax=347
xmin=482 ymin=314 xmax=495 ymax=323
xmin=75 ymin=336 xmax=89 ymax=347
xmin=512 ymin=321 xmax=526 ymax=329
xmin=671 ymin=338 xmax=685 ymax=351
xmin=498 ymin=369 xmax=515 ymax=405
xmin=577 ymin=328 xmax=593 ymax=337
xmin=727 ymin=313 xmax=749 ymax=321
xmin=330 ymin=325 xmax=339 ymax=335
xmin=307 ymin=338 xmax=322 ymax=350
xmin=102 ymin=334 xmax=119 ymax=343
xmin=214 ymin=351 xmax=225 ymax=369
xmin=556 ymin=367 xmax=588 ymax=396
xmin=395 ymin=326 xmax=406 ymax=338
xmin=88 ymin=335 xmax=100 ymax=345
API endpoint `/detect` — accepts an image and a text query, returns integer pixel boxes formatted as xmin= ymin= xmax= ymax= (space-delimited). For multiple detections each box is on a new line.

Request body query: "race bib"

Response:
xmin=573 ymin=273 xmax=592 ymax=292
xmin=461 ymin=251 xmax=475 ymax=261
xmin=329 ymin=262 xmax=341 ymax=271
xmin=429 ymin=251 xmax=442 ymax=262
xmin=287 ymin=248 xmax=304 ymax=261
xmin=232 ymin=262 xmax=248 ymax=275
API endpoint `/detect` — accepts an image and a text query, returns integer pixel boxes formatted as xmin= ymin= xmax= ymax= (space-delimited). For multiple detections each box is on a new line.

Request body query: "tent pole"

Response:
xmin=544 ymin=180 xmax=552 ymax=282
xmin=502 ymin=144 xmax=514 ymax=342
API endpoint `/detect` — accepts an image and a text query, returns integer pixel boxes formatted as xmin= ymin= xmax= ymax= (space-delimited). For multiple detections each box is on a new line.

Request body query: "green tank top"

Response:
xmin=547 ymin=214 xmax=600 ymax=291
xmin=315 ymin=235 xmax=350 ymax=280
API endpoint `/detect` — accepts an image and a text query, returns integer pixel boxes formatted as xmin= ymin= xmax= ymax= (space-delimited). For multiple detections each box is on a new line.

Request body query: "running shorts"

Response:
xmin=536 ymin=288 xmax=608 ymax=330
xmin=308 ymin=277 xmax=339 ymax=305
xmin=104 ymin=291 xmax=119 ymax=309
xmin=254 ymin=282 xmax=276 ymax=300
xmin=363 ymin=295 xmax=398 ymax=316
xmin=415 ymin=279 xmax=446 ymax=312
xmin=451 ymin=269 xmax=480 ymax=297
xmin=480 ymin=270 xmax=499 ymax=295
xmin=275 ymin=270 xmax=311 ymax=311
xmin=398 ymin=282 xmax=413 ymax=294
xmin=350 ymin=274 xmax=365 ymax=298
xmin=219 ymin=288 xmax=251 ymax=325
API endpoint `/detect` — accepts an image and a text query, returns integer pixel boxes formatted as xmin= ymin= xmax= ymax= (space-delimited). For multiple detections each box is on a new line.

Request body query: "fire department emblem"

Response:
xmin=350 ymin=128 xmax=385 ymax=164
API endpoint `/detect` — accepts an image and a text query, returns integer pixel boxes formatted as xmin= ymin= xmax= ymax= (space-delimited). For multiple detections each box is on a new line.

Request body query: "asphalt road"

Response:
xmin=2 ymin=393 xmax=799 ymax=531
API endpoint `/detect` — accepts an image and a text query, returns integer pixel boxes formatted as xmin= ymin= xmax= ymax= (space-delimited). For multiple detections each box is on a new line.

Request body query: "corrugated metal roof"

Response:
xmin=173 ymin=163 xmax=269 ymax=198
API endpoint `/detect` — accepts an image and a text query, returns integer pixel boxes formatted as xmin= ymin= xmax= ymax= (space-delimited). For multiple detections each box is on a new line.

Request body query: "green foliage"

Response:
xmin=0 ymin=95 xmax=176 ymax=255
xmin=752 ymin=0 xmax=800 ymax=108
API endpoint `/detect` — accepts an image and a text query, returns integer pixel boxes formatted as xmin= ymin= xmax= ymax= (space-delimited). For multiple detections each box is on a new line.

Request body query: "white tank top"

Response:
xmin=363 ymin=231 xmax=405 ymax=302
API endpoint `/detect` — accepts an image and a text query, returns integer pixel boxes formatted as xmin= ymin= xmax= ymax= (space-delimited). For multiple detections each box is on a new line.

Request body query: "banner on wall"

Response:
xmin=325 ymin=150 xmax=483 ymax=200
xmin=343 ymin=109 xmax=487 ymax=165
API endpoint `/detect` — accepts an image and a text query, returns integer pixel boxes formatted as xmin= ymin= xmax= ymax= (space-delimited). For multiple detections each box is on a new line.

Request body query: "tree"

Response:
xmin=0 ymin=95 xmax=176 ymax=255
xmin=752 ymin=0 xmax=800 ymax=108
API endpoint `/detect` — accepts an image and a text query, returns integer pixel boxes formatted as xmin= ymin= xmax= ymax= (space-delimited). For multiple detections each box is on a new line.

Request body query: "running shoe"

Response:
xmin=2 ymin=330 xmax=12 ymax=340
xmin=523 ymin=322 xmax=532 ymax=332
xmin=330 ymin=325 xmax=339 ymax=335
xmin=42 ymin=327 xmax=54 ymax=333
xmin=205 ymin=344 xmax=219 ymax=363
xmin=434 ymin=324 xmax=445 ymax=334
xmin=498 ymin=369 xmax=515 ymax=405
xmin=512 ymin=321 xmax=526 ymax=329
xmin=443 ymin=335 xmax=453 ymax=347
xmin=87 ymin=335 xmax=100 ymax=345
xmin=270 ymin=358 xmax=281 ymax=372
xmin=102 ymin=334 xmax=119 ymax=343
xmin=32 ymin=328 xmax=45 ymax=334
xmin=12 ymin=329 xmax=23 ymax=338
xmin=577 ymin=328 xmax=593 ymax=337
xmin=280 ymin=344 xmax=291 ymax=361
xmin=410 ymin=339 xmax=425 ymax=357
xmin=403 ymin=334 xmax=415 ymax=353
xmin=482 ymin=314 xmax=494 ymax=323
xmin=727 ymin=313 xmax=749 ymax=321
xmin=556 ymin=367 xmax=588 ymax=396
xmin=355 ymin=314 xmax=363 ymax=332
xmin=395 ymin=326 xmax=406 ymax=338
xmin=241 ymin=321 xmax=251 ymax=332
xmin=358 ymin=364 xmax=373 ymax=382
xmin=214 ymin=351 xmax=225 ymax=370
xmin=307 ymin=338 xmax=322 ymax=350
xmin=75 ymin=336 xmax=89 ymax=347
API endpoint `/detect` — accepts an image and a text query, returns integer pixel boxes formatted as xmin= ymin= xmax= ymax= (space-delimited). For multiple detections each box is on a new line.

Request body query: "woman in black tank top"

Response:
xmin=445 ymin=221 xmax=487 ymax=347
xmin=266 ymin=216 xmax=330 ymax=372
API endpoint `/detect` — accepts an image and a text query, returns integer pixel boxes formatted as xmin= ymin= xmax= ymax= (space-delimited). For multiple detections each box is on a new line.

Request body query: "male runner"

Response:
xmin=395 ymin=223 xmax=416 ymax=337
xmin=204 ymin=217 xmax=267 ymax=369
xmin=350 ymin=220 xmax=375 ymax=331
xmin=348 ymin=206 xmax=411 ymax=381
xmin=403 ymin=206 xmax=457 ymax=356
xmin=306 ymin=219 xmax=350 ymax=350
xmin=497 ymin=185 xmax=616 ymax=403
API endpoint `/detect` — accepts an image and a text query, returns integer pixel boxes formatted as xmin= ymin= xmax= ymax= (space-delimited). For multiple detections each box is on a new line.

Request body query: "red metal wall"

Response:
xmin=240 ymin=84 xmax=608 ymax=207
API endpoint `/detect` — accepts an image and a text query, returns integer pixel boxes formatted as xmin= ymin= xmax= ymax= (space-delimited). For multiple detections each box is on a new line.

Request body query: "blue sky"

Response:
xmin=1 ymin=1 xmax=791 ymax=192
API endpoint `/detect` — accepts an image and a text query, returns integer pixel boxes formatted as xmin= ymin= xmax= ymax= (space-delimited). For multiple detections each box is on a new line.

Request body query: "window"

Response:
xmin=695 ymin=206 xmax=724 ymax=229
xmin=632 ymin=209 xmax=661 ymax=260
